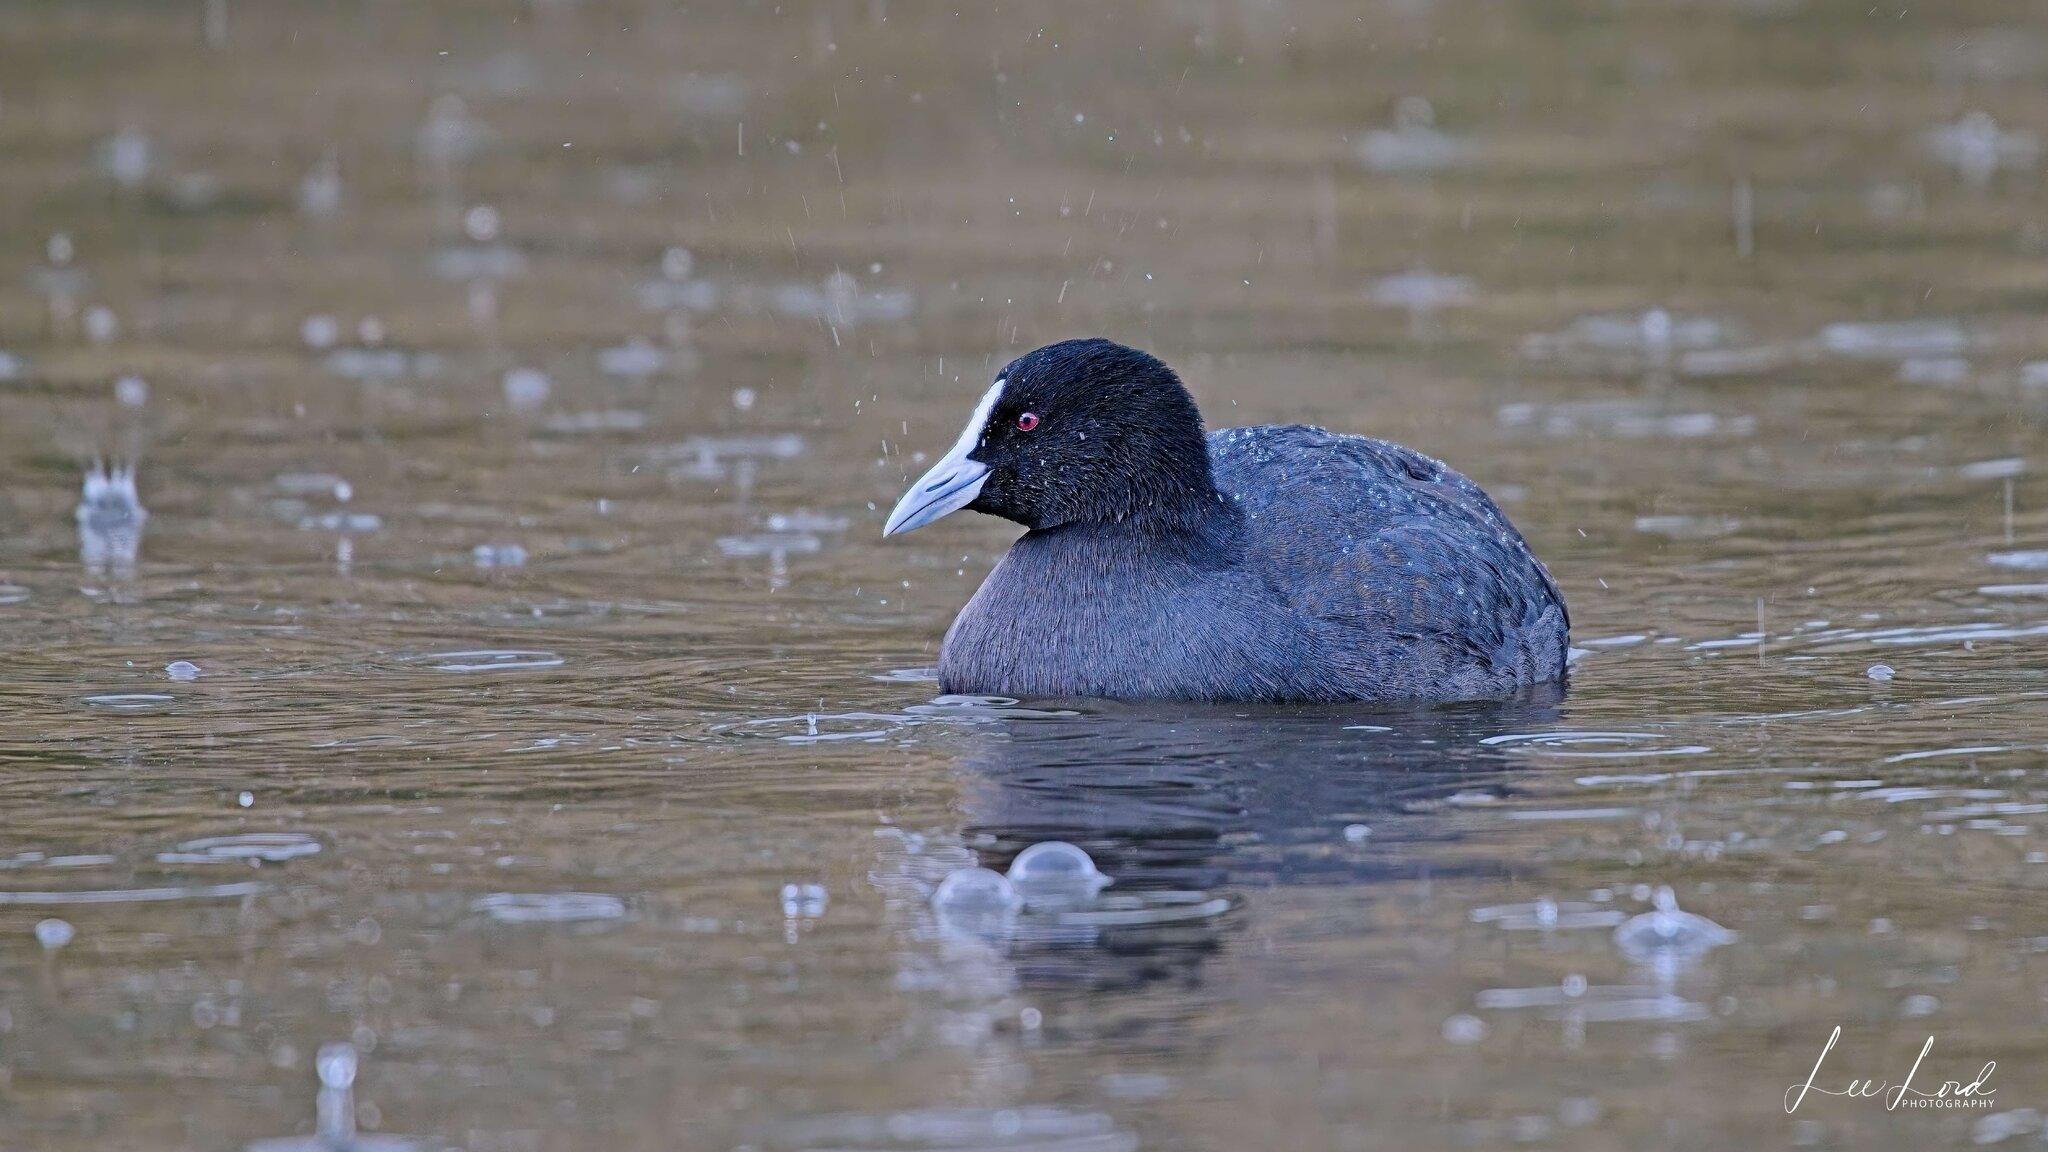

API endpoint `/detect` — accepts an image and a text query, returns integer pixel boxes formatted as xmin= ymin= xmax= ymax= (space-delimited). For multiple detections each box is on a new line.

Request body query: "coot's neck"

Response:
xmin=1034 ymin=454 xmax=1245 ymax=561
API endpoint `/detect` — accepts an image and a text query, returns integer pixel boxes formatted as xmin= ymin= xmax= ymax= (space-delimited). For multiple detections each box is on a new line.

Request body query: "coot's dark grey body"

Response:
xmin=885 ymin=340 xmax=1569 ymax=703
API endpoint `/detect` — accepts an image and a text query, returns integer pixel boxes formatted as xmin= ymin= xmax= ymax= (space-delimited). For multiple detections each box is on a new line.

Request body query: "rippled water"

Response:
xmin=4 ymin=2 xmax=2048 ymax=1149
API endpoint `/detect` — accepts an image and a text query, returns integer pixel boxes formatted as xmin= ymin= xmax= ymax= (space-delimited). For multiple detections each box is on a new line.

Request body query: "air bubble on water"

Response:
xmin=115 ymin=375 xmax=148 ymax=407
xmin=1006 ymin=841 xmax=1111 ymax=909
xmin=732 ymin=387 xmax=757 ymax=411
xmin=166 ymin=660 xmax=201 ymax=680
xmin=35 ymin=918 xmax=74 ymax=949
xmin=932 ymin=867 xmax=1023 ymax=919
xmin=47 ymin=233 xmax=74 ymax=267
xmin=502 ymin=367 xmax=550 ymax=410
xmin=660 ymin=246 xmax=694 ymax=280
xmin=1867 ymin=663 xmax=1896 ymax=682
xmin=1442 ymin=1013 xmax=1488 ymax=1044
xmin=463 ymin=204 xmax=500 ymax=242
xmin=239 ymin=792 xmax=254 ymax=808
xmin=1343 ymin=823 xmax=1371 ymax=842
xmin=1901 ymin=993 xmax=1940 ymax=1018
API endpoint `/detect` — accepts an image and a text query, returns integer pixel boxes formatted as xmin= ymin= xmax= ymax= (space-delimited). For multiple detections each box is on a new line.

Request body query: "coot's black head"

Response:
xmin=884 ymin=339 xmax=1217 ymax=536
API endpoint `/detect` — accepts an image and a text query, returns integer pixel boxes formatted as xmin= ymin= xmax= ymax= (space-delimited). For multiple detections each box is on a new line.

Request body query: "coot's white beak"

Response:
xmin=883 ymin=379 xmax=1004 ymax=537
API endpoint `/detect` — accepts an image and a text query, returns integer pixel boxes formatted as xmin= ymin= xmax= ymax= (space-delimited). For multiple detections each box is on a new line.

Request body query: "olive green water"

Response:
xmin=4 ymin=1 xmax=2048 ymax=1149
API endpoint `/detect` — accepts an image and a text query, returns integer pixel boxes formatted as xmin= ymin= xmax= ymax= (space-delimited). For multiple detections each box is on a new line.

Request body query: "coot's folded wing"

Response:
xmin=1209 ymin=425 xmax=1568 ymax=693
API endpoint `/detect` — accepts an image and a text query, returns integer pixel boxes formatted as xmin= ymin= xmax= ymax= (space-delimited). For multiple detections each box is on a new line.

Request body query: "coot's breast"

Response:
xmin=937 ymin=526 xmax=1310 ymax=700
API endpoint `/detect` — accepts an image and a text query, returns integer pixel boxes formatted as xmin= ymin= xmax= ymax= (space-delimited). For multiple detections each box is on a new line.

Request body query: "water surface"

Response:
xmin=3 ymin=2 xmax=2048 ymax=1149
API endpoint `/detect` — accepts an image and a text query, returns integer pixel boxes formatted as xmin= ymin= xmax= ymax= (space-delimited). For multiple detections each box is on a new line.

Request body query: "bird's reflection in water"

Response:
xmin=940 ymin=690 xmax=1567 ymax=992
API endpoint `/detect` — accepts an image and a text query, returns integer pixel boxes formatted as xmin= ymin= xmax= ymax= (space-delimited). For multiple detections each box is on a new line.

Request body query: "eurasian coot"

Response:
xmin=884 ymin=339 xmax=1569 ymax=702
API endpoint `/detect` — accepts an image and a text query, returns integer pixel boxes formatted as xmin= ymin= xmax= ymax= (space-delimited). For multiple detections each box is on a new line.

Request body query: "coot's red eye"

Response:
xmin=1017 ymin=412 xmax=1040 ymax=431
